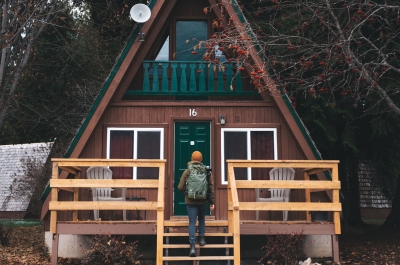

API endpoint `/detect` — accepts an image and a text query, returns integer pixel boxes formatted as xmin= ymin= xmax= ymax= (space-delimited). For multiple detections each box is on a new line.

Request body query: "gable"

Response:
xmin=41 ymin=0 xmax=325 ymax=219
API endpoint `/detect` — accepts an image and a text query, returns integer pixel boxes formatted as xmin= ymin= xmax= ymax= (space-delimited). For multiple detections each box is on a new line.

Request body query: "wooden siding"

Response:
xmin=51 ymin=100 xmax=330 ymax=222
xmin=0 ymin=211 xmax=26 ymax=219
xmin=361 ymin=207 xmax=391 ymax=219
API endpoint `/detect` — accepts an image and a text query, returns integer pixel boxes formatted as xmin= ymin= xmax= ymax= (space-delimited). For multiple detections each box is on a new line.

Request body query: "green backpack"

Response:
xmin=186 ymin=163 xmax=208 ymax=200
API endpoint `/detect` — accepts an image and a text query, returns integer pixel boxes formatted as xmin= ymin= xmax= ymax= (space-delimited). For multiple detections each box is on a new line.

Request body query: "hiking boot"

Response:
xmin=189 ymin=244 xmax=196 ymax=257
xmin=199 ymin=236 xmax=206 ymax=246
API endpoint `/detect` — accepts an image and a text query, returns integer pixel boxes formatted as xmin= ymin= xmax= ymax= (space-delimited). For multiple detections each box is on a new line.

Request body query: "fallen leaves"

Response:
xmin=0 ymin=225 xmax=50 ymax=265
xmin=1 ymin=223 xmax=399 ymax=264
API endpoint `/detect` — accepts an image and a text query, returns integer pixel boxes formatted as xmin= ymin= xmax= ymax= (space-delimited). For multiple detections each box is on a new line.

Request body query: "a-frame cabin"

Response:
xmin=41 ymin=1 xmax=341 ymax=264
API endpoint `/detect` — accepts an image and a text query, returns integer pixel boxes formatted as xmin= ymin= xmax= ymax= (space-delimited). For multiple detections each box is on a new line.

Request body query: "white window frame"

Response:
xmin=220 ymin=128 xmax=278 ymax=185
xmin=107 ymin=127 xmax=164 ymax=179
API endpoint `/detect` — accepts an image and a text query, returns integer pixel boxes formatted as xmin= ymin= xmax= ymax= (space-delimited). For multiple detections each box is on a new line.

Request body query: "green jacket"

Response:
xmin=178 ymin=161 xmax=215 ymax=205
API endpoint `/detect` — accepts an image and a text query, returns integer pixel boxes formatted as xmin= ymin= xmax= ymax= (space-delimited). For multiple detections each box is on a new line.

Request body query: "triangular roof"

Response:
xmin=1 ymin=142 xmax=52 ymax=214
xmin=41 ymin=0 xmax=322 ymax=219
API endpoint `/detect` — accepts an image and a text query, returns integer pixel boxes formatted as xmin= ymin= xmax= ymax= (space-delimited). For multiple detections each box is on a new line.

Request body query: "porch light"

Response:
xmin=219 ymin=115 xmax=226 ymax=125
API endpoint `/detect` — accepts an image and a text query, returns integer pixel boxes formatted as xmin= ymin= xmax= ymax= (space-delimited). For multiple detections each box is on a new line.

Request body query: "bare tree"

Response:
xmin=0 ymin=0 xmax=69 ymax=130
xmin=202 ymin=0 xmax=400 ymax=113
xmin=198 ymin=1 xmax=400 ymax=226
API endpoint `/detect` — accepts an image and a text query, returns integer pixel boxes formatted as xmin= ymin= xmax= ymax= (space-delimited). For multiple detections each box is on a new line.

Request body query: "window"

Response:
xmin=175 ymin=21 xmax=208 ymax=61
xmin=155 ymin=36 xmax=169 ymax=61
xmin=221 ymin=128 xmax=277 ymax=184
xmin=107 ymin=128 xmax=164 ymax=179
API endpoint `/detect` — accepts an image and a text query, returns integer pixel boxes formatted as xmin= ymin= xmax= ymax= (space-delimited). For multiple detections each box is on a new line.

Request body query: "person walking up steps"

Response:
xmin=178 ymin=151 xmax=215 ymax=257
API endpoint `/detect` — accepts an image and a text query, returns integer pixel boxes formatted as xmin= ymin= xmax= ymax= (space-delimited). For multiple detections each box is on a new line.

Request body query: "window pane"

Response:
xmin=251 ymin=131 xmax=274 ymax=180
xmin=110 ymin=131 xmax=134 ymax=179
xmin=155 ymin=36 xmax=169 ymax=61
xmin=176 ymin=21 xmax=207 ymax=61
xmin=137 ymin=131 xmax=160 ymax=179
xmin=224 ymin=132 xmax=247 ymax=181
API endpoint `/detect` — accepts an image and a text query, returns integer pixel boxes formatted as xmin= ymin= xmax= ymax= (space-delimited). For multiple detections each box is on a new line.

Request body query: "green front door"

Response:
xmin=174 ymin=121 xmax=211 ymax=215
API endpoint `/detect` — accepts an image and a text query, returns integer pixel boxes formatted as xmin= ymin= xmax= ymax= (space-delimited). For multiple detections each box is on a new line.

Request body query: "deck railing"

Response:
xmin=48 ymin=159 xmax=166 ymax=264
xmin=226 ymin=160 xmax=342 ymax=264
xmin=125 ymin=60 xmax=256 ymax=96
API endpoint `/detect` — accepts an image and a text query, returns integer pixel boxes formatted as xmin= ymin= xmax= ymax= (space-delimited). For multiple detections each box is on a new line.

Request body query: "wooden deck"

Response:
xmin=48 ymin=158 xmax=341 ymax=264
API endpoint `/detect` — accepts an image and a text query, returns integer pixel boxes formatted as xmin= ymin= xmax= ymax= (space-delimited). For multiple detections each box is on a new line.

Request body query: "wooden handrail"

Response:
xmin=49 ymin=159 xmax=166 ymax=236
xmin=50 ymin=179 xmax=160 ymax=189
xmin=226 ymin=160 xmax=341 ymax=264
xmin=139 ymin=60 xmax=244 ymax=95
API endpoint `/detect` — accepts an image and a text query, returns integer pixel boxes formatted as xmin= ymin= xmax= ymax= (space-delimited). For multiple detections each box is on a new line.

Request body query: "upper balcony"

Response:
xmin=124 ymin=60 xmax=259 ymax=97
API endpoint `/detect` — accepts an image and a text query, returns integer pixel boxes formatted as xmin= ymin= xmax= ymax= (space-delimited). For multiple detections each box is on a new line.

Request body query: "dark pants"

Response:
xmin=186 ymin=203 xmax=206 ymax=245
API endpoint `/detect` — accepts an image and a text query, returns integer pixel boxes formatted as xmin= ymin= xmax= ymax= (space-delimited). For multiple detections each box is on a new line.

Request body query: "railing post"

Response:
xmin=171 ymin=63 xmax=178 ymax=92
xmin=50 ymin=162 xmax=59 ymax=234
xmin=152 ymin=62 xmax=159 ymax=91
xmin=198 ymin=64 xmax=206 ymax=92
xmin=189 ymin=63 xmax=197 ymax=91
xmin=217 ymin=64 xmax=224 ymax=92
xmin=161 ymin=63 xmax=169 ymax=92
xmin=226 ymin=63 xmax=233 ymax=92
xmin=235 ymin=70 xmax=243 ymax=92
xmin=156 ymin=162 xmax=165 ymax=265
xmin=179 ymin=63 xmax=187 ymax=91
xmin=72 ymin=171 xmax=80 ymax=221
xmin=304 ymin=171 xmax=311 ymax=221
xmin=208 ymin=63 xmax=215 ymax=92
xmin=143 ymin=62 xmax=150 ymax=92
xmin=332 ymin=164 xmax=341 ymax=234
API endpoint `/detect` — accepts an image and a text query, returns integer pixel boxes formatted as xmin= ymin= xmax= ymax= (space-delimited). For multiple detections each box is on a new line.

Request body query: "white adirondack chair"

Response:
xmin=86 ymin=166 xmax=127 ymax=220
xmin=255 ymin=167 xmax=295 ymax=221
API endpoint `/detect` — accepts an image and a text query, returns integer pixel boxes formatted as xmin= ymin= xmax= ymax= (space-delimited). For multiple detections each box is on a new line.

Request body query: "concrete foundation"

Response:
xmin=303 ymin=235 xmax=332 ymax=258
xmin=45 ymin=232 xmax=90 ymax=258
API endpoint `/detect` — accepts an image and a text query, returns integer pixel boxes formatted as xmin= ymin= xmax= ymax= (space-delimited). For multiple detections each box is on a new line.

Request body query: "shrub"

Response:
xmin=82 ymin=234 xmax=141 ymax=265
xmin=259 ymin=232 xmax=305 ymax=265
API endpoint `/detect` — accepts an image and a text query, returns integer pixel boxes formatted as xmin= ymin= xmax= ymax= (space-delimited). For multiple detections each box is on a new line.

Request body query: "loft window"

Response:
xmin=155 ymin=36 xmax=169 ymax=61
xmin=107 ymin=128 xmax=164 ymax=179
xmin=221 ymin=128 xmax=277 ymax=184
xmin=175 ymin=21 xmax=208 ymax=61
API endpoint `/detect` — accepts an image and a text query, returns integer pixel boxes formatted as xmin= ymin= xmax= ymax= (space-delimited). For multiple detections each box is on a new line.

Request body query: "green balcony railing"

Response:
xmin=125 ymin=61 xmax=257 ymax=96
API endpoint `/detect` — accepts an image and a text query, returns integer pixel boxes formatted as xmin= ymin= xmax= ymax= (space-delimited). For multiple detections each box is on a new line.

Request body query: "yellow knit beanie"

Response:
xmin=191 ymin=151 xmax=203 ymax=162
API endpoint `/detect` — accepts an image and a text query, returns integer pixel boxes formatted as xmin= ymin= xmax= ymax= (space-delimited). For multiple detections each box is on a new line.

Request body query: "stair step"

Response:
xmin=163 ymin=232 xmax=233 ymax=237
xmin=164 ymin=220 xmax=229 ymax=227
xmin=162 ymin=256 xmax=234 ymax=261
xmin=163 ymin=244 xmax=234 ymax=248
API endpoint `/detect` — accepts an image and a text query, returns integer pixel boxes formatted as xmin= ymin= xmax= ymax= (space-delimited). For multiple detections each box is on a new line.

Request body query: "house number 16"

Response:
xmin=189 ymin=109 xmax=197 ymax=117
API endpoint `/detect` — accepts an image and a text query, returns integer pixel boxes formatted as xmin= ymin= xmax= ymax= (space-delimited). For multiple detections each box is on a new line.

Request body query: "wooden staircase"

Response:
xmin=162 ymin=218 xmax=235 ymax=263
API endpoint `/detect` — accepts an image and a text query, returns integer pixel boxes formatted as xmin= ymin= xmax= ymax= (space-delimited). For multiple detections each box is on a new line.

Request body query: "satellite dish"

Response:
xmin=130 ymin=4 xmax=151 ymax=23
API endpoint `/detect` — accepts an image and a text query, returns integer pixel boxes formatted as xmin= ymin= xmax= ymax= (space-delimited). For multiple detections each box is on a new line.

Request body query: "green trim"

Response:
xmin=124 ymin=91 xmax=258 ymax=96
xmin=64 ymin=1 xmax=157 ymax=158
xmin=41 ymin=2 xmax=158 ymax=202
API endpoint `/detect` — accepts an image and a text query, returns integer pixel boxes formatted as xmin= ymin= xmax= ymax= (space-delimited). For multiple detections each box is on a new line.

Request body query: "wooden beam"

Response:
xmin=225 ymin=160 xmax=339 ymax=168
xmin=55 ymin=187 xmax=75 ymax=193
xmin=59 ymin=166 xmax=81 ymax=175
xmin=304 ymin=171 xmax=311 ymax=221
xmin=49 ymin=201 xmax=159 ymax=211
xmin=52 ymin=158 xmax=166 ymax=168
xmin=235 ymin=180 xmax=341 ymax=190
xmin=240 ymin=223 xmax=336 ymax=235
xmin=304 ymin=168 xmax=331 ymax=175
xmin=51 ymin=234 xmax=59 ymax=265
xmin=239 ymin=202 xmax=342 ymax=212
xmin=50 ymin=179 xmax=159 ymax=188
xmin=50 ymin=162 xmax=58 ymax=234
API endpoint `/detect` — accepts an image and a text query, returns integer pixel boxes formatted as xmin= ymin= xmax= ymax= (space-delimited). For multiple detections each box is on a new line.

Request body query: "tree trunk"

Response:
xmin=342 ymin=159 xmax=364 ymax=225
xmin=381 ymin=177 xmax=400 ymax=230
xmin=346 ymin=160 xmax=364 ymax=225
